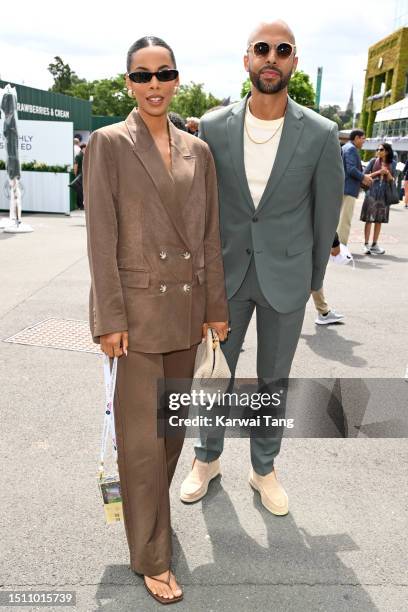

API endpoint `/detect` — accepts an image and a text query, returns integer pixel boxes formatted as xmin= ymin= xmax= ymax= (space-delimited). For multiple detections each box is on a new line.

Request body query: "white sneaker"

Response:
xmin=315 ymin=310 xmax=345 ymax=325
xmin=363 ymin=244 xmax=371 ymax=255
xmin=370 ymin=244 xmax=385 ymax=255
xmin=180 ymin=458 xmax=221 ymax=503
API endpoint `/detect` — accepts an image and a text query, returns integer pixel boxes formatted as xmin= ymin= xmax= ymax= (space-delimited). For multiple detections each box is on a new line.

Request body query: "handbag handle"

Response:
xmin=210 ymin=328 xmax=220 ymax=349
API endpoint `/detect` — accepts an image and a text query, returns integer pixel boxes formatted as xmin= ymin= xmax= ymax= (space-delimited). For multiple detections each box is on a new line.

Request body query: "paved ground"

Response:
xmin=1 ymin=198 xmax=407 ymax=611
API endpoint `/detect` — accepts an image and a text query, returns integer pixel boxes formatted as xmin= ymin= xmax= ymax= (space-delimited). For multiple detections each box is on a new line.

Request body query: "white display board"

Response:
xmin=0 ymin=170 xmax=70 ymax=214
xmin=0 ymin=119 xmax=74 ymax=166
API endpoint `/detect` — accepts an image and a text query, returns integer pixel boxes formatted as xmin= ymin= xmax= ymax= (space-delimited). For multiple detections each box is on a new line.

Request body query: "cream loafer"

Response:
xmin=249 ymin=468 xmax=289 ymax=515
xmin=180 ymin=458 xmax=221 ymax=503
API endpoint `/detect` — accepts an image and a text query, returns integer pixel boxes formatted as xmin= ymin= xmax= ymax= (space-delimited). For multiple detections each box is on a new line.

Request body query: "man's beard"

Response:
xmin=249 ymin=67 xmax=292 ymax=94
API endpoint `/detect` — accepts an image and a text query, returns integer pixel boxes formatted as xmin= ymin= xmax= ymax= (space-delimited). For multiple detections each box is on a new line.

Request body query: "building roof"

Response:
xmin=374 ymin=97 xmax=408 ymax=122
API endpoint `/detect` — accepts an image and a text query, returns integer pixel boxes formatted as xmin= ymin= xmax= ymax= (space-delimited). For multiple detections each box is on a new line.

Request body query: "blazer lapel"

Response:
xmin=125 ymin=109 xmax=191 ymax=249
xmin=227 ymin=95 xmax=255 ymax=212
xmin=168 ymin=121 xmax=196 ymax=221
xmin=256 ymin=97 xmax=304 ymax=214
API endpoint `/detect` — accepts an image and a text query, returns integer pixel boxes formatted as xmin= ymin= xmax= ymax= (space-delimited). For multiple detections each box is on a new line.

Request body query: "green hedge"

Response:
xmin=0 ymin=160 xmax=69 ymax=173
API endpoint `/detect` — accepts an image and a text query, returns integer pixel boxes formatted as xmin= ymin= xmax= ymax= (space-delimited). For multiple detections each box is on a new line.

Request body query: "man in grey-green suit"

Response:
xmin=181 ymin=20 xmax=344 ymax=514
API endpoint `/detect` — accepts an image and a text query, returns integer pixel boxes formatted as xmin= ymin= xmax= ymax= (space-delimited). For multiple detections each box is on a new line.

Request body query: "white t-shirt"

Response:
xmin=244 ymin=104 xmax=284 ymax=209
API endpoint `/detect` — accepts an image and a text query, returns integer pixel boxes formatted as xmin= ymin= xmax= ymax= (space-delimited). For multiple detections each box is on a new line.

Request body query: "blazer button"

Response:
xmin=246 ymin=248 xmax=252 ymax=255
xmin=182 ymin=251 xmax=191 ymax=260
xmin=159 ymin=251 xmax=168 ymax=260
xmin=183 ymin=283 xmax=191 ymax=293
xmin=252 ymin=217 xmax=258 ymax=222
xmin=159 ymin=283 xmax=167 ymax=293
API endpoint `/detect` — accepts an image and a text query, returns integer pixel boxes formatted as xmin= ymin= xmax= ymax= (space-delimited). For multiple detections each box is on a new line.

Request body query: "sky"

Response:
xmin=0 ymin=0 xmax=401 ymax=112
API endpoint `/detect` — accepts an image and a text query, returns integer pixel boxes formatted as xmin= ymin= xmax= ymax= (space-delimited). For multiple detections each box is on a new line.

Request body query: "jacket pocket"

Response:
xmin=118 ymin=269 xmax=150 ymax=288
xmin=285 ymin=165 xmax=314 ymax=174
xmin=286 ymin=240 xmax=314 ymax=256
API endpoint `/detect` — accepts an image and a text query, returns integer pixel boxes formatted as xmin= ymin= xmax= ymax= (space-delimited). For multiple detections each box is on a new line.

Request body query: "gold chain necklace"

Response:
xmin=244 ymin=103 xmax=285 ymax=145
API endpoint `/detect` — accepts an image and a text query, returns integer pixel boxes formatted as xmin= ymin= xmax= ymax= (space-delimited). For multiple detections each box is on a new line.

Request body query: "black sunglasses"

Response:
xmin=247 ymin=41 xmax=296 ymax=59
xmin=128 ymin=69 xmax=179 ymax=84
xmin=376 ymin=147 xmax=384 ymax=151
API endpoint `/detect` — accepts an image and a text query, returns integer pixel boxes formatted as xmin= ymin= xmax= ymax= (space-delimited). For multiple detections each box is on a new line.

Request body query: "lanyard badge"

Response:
xmin=98 ymin=355 xmax=123 ymax=523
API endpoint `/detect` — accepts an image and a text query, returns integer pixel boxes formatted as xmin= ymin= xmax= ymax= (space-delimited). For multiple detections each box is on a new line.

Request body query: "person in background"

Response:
xmin=186 ymin=116 xmax=200 ymax=136
xmin=403 ymin=158 xmax=408 ymax=208
xmin=337 ymin=129 xmax=372 ymax=247
xmin=73 ymin=137 xmax=81 ymax=158
xmin=168 ymin=111 xmax=187 ymax=131
xmin=312 ymin=232 xmax=345 ymax=325
xmin=74 ymin=142 xmax=86 ymax=176
xmin=360 ymin=143 xmax=396 ymax=255
xmin=73 ymin=143 xmax=86 ymax=210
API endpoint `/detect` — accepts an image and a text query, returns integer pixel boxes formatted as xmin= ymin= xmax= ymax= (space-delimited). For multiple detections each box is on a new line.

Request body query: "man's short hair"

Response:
xmin=350 ymin=129 xmax=365 ymax=141
xmin=168 ymin=111 xmax=187 ymax=131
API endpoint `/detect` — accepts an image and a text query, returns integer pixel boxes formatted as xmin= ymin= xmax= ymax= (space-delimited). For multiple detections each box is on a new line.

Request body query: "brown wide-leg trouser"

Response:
xmin=113 ymin=344 xmax=198 ymax=576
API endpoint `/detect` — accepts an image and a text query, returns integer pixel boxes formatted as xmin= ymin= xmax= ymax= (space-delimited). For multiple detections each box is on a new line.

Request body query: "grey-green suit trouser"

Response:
xmin=194 ymin=257 xmax=306 ymax=475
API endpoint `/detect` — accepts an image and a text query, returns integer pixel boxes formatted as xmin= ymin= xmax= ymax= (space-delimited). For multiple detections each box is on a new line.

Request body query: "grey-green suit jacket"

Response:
xmin=199 ymin=94 xmax=344 ymax=313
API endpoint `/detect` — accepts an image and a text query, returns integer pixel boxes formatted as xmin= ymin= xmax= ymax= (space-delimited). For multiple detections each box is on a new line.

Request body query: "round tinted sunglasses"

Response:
xmin=128 ymin=69 xmax=179 ymax=84
xmin=247 ymin=41 xmax=296 ymax=59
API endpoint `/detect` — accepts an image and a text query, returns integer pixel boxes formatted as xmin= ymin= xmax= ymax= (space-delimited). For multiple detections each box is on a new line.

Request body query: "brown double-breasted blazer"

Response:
xmin=83 ymin=108 xmax=228 ymax=353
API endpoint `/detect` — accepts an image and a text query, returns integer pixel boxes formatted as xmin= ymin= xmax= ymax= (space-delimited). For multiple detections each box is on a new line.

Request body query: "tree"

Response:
xmin=241 ymin=70 xmax=316 ymax=107
xmin=288 ymin=71 xmax=315 ymax=107
xmin=70 ymin=76 xmax=134 ymax=116
xmin=241 ymin=78 xmax=251 ymax=98
xmin=342 ymin=112 xmax=360 ymax=130
xmin=48 ymin=56 xmax=85 ymax=94
xmin=170 ymin=82 xmax=222 ymax=118
xmin=48 ymin=57 xmax=133 ymax=114
xmin=48 ymin=59 xmax=222 ymax=118
xmin=319 ymin=105 xmax=343 ymax=128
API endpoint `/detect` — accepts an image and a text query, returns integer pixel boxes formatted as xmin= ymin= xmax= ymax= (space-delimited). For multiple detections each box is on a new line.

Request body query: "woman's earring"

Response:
xmin=127 ymin=89 xmax=134 ymax=98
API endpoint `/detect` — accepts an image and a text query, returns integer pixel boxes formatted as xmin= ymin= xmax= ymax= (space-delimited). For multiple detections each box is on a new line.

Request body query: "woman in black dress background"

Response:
xmin=361 ymin=142 xmax=396 ymax=255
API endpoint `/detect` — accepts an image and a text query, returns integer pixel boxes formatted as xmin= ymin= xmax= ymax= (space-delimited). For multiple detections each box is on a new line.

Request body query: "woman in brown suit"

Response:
xmin=83 ymin=37 xmax=228 ymax=604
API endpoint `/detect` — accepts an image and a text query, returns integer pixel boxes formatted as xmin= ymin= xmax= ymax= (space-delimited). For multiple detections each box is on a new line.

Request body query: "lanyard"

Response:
xmin=98 ymin=355 xmax=118 ymax=478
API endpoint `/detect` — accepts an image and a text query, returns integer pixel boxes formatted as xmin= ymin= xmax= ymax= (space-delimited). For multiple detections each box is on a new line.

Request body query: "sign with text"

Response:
xmin=0 ymin=119 xmax=73 ymax=166
xmin=17 ymin=102 xmax=70 ymax=119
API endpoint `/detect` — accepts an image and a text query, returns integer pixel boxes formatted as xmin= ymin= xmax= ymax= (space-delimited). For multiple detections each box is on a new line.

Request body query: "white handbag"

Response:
xmin=191 ymin=328 xmax=231 ymax=396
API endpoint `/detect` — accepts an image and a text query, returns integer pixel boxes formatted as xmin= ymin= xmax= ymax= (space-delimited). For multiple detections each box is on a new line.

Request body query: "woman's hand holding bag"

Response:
xmin=202 ymin=321 xmax=229 ymax=341
xmin=192 ymin=328 xmax=231 ymax=397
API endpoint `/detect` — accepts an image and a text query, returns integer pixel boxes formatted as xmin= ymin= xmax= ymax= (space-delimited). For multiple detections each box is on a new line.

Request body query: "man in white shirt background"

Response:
xmin=181 ymin=20 xmax=344 ymax=515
